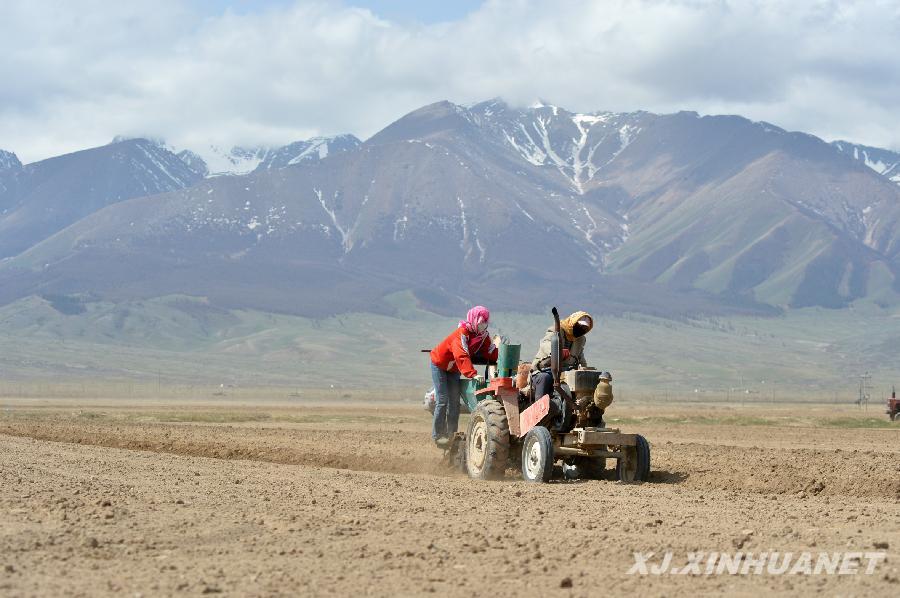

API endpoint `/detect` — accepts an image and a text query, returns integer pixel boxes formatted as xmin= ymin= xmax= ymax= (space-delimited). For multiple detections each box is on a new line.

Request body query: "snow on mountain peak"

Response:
xmin=107 ymin=136 xmax=208 ymax=180
xmin=110 ymin=135 xmax=174 ymax=151
xmin=832 ymin=140 xmax=900 ymax=185
xmin=465 ymin=100 xmax=644 ymax=194
xmin=255 ymin=135 xmax=361 ymax=171
xmin=184 ymin=135 xmax=361 ymax=177
xmin=0 ymin=149 xmax=22 ymax=171
xmin=106 ymin=134 xmax=360 ymax=178
xmin=200 ymin=145 xmax=269 ymax=176
xmin=529 ymin=100 xmax=559 ymax=115
xmin=175 ymin=150 xmax=209 ymax=178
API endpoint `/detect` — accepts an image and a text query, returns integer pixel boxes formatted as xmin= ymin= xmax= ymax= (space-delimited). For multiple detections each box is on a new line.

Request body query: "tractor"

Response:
xmin=447 ymin=307 xmax=651 ymax=483
xmin=888 ymin=388 xmax=899 ymax=422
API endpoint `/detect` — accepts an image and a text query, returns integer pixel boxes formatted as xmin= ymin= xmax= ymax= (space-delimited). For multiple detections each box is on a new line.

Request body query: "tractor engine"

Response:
xmin=561 ymin=369 xmax=613 ymax=428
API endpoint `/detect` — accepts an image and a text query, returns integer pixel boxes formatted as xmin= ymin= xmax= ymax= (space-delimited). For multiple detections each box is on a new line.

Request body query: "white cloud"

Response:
xmin=1 ymin=0 xmax=899 ymax=162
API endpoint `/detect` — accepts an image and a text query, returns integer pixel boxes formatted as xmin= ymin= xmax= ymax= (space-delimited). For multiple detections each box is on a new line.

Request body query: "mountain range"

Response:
xmin=2 ymin=99 xmax=899 ymax=319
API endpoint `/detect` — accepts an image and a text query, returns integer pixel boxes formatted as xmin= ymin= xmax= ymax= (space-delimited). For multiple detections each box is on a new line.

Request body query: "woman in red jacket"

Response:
xmin=429 ymin=305 xmax=499 ymax=447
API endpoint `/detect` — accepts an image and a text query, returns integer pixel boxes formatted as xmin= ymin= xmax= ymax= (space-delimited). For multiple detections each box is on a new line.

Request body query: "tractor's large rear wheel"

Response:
xmin=466 ymin=399 xmax=510 ymax=480
xmin=521 ymin=426 xmax=554 ymax=483
xmin=616 ymin=434 xmax=650 ymax=482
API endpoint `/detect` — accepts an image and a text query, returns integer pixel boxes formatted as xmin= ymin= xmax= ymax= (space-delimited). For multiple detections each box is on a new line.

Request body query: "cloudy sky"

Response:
xmin=2 ymin=0 xmax=898 ymax=162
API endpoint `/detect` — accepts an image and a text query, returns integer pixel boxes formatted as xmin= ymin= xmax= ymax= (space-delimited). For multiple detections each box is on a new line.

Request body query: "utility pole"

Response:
xmin=858 ymin=372 xmax=872 ymax=410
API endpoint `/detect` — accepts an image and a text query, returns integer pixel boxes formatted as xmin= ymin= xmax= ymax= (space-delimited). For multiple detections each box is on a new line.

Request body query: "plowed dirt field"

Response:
xmin=1 ymin=400 xmax=899 ymax=596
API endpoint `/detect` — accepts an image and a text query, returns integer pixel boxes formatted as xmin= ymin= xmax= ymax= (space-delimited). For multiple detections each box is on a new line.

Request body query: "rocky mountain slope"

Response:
xmin=0 ymin=138 xmax=202 ymax=259
xmin=1 ymin=100 xmax=899 ymax=317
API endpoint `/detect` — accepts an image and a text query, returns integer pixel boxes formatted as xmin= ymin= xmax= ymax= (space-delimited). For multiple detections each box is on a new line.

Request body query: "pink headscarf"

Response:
xmin=459 ymin=305 xmax=490 ymax=343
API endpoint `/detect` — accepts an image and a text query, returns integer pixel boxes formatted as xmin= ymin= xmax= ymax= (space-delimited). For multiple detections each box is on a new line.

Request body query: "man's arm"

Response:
xmin=531 ymin=330 xmax=554 ymax=369
xmin=577 ymin=336 xmax=587 ymax=368
xmin=573 ymin=336 xmax=588 ymax=368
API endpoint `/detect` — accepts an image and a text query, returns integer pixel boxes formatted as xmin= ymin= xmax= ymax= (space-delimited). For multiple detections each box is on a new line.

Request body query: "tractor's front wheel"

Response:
xmin=616 ymin=434 xmax=650 ymax=482
xmin=521 ymin=426 xmax=554 ymax=483
xmin=466 ymin=400 xmax=510 ymax=480
xmin=892 ymin=412 xmax=899 ymax=422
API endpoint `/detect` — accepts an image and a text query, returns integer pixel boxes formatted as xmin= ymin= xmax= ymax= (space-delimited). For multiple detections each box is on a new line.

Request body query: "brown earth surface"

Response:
xmin=1 ymin=399 xmax=899 ymax=596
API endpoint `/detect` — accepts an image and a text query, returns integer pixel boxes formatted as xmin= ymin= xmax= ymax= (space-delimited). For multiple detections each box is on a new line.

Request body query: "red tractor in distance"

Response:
xmin=888 ymin=387 xmax=899 ymax=422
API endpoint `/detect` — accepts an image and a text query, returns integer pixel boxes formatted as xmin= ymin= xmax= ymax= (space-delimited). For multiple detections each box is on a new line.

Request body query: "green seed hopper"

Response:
xmin=461 ymin=342 xmax=521 ymax=412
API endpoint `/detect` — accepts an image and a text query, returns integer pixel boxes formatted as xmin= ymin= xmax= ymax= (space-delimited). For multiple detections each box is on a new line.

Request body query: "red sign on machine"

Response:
xmin=520 ymin=395 xmax=550 ymax=436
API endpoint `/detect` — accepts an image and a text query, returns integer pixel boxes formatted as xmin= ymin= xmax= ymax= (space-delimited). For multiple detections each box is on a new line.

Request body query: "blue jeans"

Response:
xmin=431 ymin=362 xmax=461 ymax=440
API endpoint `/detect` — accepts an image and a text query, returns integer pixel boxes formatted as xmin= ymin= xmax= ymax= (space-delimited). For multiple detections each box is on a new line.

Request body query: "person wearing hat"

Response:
xmin=529 ymin=311 xmax=595 ymax=428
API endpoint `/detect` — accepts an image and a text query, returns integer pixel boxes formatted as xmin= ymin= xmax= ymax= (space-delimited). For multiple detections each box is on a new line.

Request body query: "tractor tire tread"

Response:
xmin=521 ymin=426 xmax=554 ymax=483
xmin=616 ymin=434 xmax=651 ymax=482
xmin=481 ymin=399 xmax=510 ymax=469
xmin=466 ymin=398 xmax=510 ymax=480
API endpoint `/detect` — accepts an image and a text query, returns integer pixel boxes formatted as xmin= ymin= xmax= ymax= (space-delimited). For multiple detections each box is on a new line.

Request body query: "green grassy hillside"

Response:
xmin=1 ymin=293 xmax=899 ymax=401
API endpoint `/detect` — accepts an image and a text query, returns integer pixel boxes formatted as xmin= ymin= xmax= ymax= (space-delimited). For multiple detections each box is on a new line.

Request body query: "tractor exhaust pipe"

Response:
xmin=549 ymin=307 xmax=575 ymax=414
xmin=550 ymin=307 xmax=561 ymax=385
